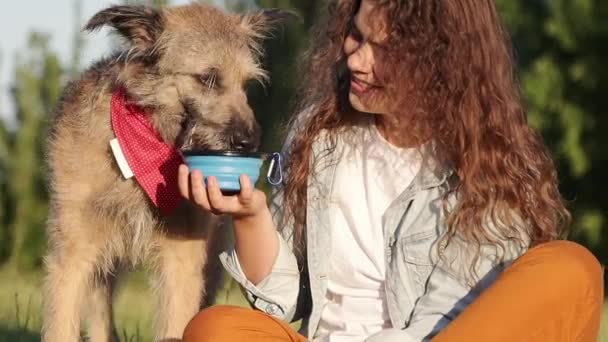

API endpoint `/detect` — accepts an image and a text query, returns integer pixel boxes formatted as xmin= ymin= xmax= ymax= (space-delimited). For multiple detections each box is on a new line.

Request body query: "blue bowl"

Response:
xmin=183 ymin=150 xmax=268 ymax=194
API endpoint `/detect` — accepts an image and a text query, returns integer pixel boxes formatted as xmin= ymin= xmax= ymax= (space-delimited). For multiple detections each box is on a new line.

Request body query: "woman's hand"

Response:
xmin=178 ymin=164 xmax=267 ymax=218
xmin=178 ymin=164 xmax=278 ymax=284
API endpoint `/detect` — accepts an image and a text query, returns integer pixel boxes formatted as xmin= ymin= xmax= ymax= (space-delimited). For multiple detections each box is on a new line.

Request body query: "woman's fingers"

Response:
xmin=190 ymin=170 xmax=211 ymax=210
xmin=206 ymin=176 xmax=235 ymax=213
xmin=178 ymin=164 xmax=191 ymax=199
xmin=238 ymin=174 xmax=253 ymax=205
xmin=184 ymin=172 xmax=259 ymax=216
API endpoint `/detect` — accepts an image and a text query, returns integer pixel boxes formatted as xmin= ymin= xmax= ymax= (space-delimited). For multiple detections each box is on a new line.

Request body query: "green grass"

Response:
xmin=0 ymin=267 xmax=155 ymax=341
xmin=0 ymin=267 xmax=606 ymax=341
xmin=0 ymin=267 xmax=249 ymax=341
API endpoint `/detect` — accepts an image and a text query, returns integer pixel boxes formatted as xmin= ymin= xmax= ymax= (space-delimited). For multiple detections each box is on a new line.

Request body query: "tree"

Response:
xmin=234 ymin=1 xmax=608 ymax=273
xmin=208 ymin=0 xmax=324 ymax=308
xmin=497 ymin=0 xmax=608 ymax=265
xmin=225 ymin=0 xmax=254 ymax=11
xmin=7 ymin=32 xmax=62 ymax=270
xmin=241 ymin=0 xmax=323 ymax=151
xmin=0 ymin=51 xmax=9 ymax=262
xmin=0 ymin=118 xmax=8 ymax=262
xmin=122 ymin=0 xmax=170 ymax=6
xmin=69 ymin=0 xmax=86 ymax=78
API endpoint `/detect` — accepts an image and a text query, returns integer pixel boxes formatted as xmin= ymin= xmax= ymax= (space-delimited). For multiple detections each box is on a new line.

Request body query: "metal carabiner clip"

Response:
xmin=266 ymin=152 xmax=284 ymax=186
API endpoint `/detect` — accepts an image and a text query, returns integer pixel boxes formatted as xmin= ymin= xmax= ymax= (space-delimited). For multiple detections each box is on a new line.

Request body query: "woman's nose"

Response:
xmin=347 ymin=46 xmax=371 ymax=74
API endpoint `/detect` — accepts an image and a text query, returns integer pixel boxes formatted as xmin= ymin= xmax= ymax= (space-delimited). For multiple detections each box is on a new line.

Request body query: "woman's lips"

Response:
xmin=350 ymin=77 xmax=375 ymax=96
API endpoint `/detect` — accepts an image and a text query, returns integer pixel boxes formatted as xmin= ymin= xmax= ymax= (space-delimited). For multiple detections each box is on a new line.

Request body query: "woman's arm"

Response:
xmin=232 ymin=205 xmax=279 ymax=284
xmin=177 ymin=166 xmax=279 ymax=284
xmin=177 ymin=165 xmax=301 ymax=321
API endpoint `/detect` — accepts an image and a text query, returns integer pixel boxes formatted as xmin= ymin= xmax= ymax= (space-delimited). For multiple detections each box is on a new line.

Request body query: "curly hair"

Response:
xmin=281 ymin=0 xmax=570 ymax=268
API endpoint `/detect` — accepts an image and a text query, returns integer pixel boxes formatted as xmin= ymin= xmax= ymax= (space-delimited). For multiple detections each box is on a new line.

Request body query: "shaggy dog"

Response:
xmin=42 ymin=4 xmax=288 ymax=341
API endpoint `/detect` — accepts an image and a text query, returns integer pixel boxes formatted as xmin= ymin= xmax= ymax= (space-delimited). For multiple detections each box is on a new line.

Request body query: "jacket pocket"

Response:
xmin=400 ymin=230 xmax=436 ymax=295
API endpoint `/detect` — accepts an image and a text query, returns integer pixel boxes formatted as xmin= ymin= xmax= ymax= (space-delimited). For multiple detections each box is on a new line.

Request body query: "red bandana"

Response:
xmin=111 ymin=88 xmax=184 ymax=215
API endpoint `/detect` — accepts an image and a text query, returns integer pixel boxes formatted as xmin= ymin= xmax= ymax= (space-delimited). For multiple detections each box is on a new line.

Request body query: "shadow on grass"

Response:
xmin=0 ymin=325 xmax=40 ymax=342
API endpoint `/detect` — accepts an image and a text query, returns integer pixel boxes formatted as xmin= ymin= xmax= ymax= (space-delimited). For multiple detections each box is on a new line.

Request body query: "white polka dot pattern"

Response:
xmin=111 ymin=88 xmax=184 ymax=215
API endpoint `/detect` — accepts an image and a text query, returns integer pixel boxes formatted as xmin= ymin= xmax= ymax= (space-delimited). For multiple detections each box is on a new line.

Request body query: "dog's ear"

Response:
xmin=85 ymin=5 xmax=164 ymax=52
xmin=239 ymin=8 xmax=300 ymax=40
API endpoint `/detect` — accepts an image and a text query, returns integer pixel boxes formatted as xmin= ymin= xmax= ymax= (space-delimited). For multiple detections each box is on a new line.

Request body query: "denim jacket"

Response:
xmin=220 ymin=126 xmax=529 ymax=341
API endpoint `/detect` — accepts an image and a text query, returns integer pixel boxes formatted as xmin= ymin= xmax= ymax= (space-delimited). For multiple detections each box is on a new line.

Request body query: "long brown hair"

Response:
xmin=281 ymin=0 xmax=570 ymax=268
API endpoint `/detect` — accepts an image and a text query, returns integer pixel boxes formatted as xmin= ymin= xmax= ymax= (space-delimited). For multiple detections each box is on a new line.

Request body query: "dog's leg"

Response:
xmin=151 ymin=232 xmax=208 ymax=342
xmin=86 ymin=271 xmax=119 ymax=342
xmin=202 ymin=223 xmax=233 ymax=307
xmin=42 ymin=240 xmax=101 ymax=342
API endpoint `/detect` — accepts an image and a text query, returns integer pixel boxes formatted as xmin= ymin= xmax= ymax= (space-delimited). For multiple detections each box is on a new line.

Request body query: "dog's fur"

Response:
xmin=42 ymin=4 xmax=288 ymax=341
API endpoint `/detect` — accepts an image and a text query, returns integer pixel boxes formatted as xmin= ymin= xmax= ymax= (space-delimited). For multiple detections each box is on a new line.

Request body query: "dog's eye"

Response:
xmin=197 ymin=69 xmax=221 ymax=89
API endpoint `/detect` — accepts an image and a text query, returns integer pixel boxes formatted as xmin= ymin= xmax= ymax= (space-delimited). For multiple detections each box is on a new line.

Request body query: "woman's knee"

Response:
xmin=183 ymin=305 xmax=251 ymax=342
xmin=527 ymin=240 xmax=603 ymax=300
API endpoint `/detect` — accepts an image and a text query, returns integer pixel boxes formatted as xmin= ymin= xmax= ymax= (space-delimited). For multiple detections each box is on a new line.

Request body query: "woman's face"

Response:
xmin=343 ymin=0 xmax=387 ymax=115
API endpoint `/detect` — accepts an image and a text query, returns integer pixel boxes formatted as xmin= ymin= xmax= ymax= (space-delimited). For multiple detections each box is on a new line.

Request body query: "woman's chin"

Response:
xmin=349 ymin=93 xmax=366 ymax=112
xmin=349 ymin=92 xmax=383 ymax=115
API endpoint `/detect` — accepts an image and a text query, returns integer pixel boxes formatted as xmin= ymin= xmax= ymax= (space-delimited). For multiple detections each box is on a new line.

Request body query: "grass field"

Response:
xmin=0 ymin=267 xmax=249 ymax=341
xmin=0 ymin=267 xmax=606 ymax=341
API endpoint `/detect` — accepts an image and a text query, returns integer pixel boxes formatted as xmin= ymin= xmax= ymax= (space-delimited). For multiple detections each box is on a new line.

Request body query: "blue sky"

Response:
xmin=0 ymin=0 xmax=225 ymax=125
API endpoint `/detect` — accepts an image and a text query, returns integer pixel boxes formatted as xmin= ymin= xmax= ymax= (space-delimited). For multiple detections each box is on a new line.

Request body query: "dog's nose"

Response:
xmin=230 ymin=131 xmax=258 ymax=151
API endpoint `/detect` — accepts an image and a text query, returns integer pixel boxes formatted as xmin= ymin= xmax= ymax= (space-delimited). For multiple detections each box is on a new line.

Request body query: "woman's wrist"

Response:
xmin=233 ymin=206 xmax=279 ymax=284
xmin=232 ymin=204 xmax=272 ymax=230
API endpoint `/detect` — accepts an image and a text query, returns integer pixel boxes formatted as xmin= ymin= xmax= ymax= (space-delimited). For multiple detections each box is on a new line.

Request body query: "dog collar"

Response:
xmin=110 ymin=87 xmax=184 ymax=215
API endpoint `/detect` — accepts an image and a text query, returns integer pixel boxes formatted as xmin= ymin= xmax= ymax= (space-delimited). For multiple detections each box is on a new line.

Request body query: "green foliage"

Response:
xmin=123 ymin=0 xmax=170 ymax=6
xmin=0 ymin=269 xmax=154 ymax=341
xmin=150 ymin=0 xmax=170 ymax=7
xmin=246 ymin=0 xmax=608 ymax=265
xmin=0 ymin=119 xmax=9 ymax=262
xmin=497 ymin=0 xmax=608 ymax=263
xmin=69 ymin=0 xmax=86 ymax=78
xmin=0 ymin=51 xmax=8 ymax=262
xmin=0 ymin=0 xmax=605 ymax=281
xmin=245 ymin=0 xmax=323 ymax=151
xmin=6 ymin=32 xmax=61 ymax=270
xmin=0 ymin=1 xmax=606 ymax=338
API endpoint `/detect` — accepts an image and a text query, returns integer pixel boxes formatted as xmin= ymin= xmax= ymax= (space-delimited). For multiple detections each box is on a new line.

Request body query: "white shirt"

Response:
xmin=314 ymin=122 xmax=421 ymax=342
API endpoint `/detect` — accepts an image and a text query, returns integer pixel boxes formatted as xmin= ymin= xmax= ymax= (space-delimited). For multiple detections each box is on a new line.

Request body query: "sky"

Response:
xmin=0 ymin=0 xmax=225 ymax=126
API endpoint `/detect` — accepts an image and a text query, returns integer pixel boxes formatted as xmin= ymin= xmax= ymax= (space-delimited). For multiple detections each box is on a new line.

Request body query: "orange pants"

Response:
xmin=183 ymin=241 xmax=604 ymax=342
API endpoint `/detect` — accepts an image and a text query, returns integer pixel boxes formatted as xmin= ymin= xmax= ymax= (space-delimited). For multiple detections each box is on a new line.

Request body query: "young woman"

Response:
xmin=179 ymin=0 xmax=603 ymax=341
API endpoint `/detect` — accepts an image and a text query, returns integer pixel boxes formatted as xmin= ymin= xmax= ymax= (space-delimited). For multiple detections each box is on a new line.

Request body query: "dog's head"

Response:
xmin=86 ymin=4 xmax=293 ymax=152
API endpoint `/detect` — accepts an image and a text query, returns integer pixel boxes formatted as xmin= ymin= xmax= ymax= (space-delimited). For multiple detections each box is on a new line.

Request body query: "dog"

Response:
xmin=42 ymin=4 xmax=289 ymax=341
